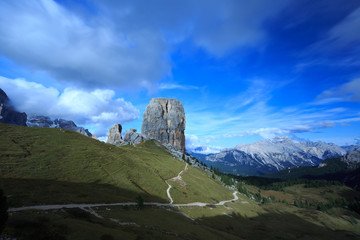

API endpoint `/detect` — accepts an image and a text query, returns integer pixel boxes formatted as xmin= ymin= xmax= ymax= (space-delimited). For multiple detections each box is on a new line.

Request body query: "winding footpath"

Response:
xmin=165 ymin=163 xmax=188 ymax=204
xmin=8 ymin=163 xmax=239 ymax=213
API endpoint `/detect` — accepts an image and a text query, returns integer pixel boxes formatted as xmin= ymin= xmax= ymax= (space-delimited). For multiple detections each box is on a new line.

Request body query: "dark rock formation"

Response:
xmin=141 ymin=98 xmax=185 ymax=152
xmin=0 ymin=88 xmax=27 ymax=126
xmin=106 ymin=124 xmax=124 ymax=145
xmin=27 ymin=115 xmax=92 ymax=137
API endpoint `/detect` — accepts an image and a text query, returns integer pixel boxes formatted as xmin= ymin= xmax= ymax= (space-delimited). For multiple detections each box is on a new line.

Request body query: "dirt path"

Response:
xmin=165 ymin=163 xmax=188 ymax=204
xmin=8 ymin=191 xmax=239 ymax=212
xmin=8 ymin=163 xmax=241 ymax=212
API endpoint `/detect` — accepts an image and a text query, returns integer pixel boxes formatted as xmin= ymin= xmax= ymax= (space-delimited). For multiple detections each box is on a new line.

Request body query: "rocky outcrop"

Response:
xmin=26 ymin=115 xmax=53 ymax=127
xmin=0 ymin=88 xmax=27 ymax=126
xmin=342 ymin=150 xmax=360 ymax=169
xmin=124 ymin=128 xmax=146 ymax=145
xmin=27 ymin=115 xmax=92 ymax=137
xmin=106 ymin=124 xmax=124 ymax=145
xmin=141 ymin=98 xmax=185 ymax=152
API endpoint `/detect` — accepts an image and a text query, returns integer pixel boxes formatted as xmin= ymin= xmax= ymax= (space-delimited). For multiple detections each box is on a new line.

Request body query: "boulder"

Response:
xmin=141 ymin=98 xmax=185 ymax=152
xmin=0 ymin=88 xmax=27 ymax=126
xmin=106 ymin=124 xmax=124 ymax=145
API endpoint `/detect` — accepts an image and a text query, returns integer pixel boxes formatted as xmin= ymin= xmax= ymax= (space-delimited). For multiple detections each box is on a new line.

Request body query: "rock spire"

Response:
xmin=141 ymin=98 xmax=185 ymax=152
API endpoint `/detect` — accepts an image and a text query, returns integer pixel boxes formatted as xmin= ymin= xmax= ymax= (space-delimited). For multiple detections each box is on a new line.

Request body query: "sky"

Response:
xmin=0 ymin=0 xmax=360 ymax=153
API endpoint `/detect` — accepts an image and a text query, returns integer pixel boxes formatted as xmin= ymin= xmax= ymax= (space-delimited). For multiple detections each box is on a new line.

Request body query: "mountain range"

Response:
xmin=189 ymin=136 xmax=352 ymax=176
xmin=27 ymin=115 xmax=93 ymax=137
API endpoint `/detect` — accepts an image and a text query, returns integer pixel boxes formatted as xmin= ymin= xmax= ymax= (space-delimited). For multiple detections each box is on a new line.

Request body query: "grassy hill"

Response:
xmin=1 ymin=123 xmax=360 ymax=240
xmin=0 ymin=123 xmax=232 ymax=207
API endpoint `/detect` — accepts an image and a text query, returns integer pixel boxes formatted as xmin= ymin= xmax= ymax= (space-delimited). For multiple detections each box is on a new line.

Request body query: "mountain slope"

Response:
xmin=192 ymin=136 xmax=346 ymax=175
xmin=0 ymin=123 xmax=232 ymax=207
xmin=1 ymin=123 xmax=360 ymax=240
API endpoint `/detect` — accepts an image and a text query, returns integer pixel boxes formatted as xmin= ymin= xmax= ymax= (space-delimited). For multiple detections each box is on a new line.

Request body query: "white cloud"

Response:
xmin=185 ymin=134 xmax=223 ymax=154
xmin=0 ymin=76 xmax=139 ymax=136
xmin=0 ymin=0 xmax=293 ymax=91
xmin=0 ymin=0 xmax=169 ymax=90
xmin=248 ymin=128 xmax=290 ymax=139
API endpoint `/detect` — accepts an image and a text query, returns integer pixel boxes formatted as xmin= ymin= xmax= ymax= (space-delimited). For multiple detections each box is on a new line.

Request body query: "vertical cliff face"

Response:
xmin=141 ymin=98 xmax=185 ymax=152
xmin=106 ymin=124 xmax=124 ymax=145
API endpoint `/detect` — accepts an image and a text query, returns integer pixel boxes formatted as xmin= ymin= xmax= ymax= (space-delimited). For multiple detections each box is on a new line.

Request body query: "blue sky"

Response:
xmin=0 ymin=0 xmax=359 ymax=152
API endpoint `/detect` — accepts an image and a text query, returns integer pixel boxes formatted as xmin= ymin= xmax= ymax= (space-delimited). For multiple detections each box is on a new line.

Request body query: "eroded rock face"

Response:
xmin=141 ymin=98 xmax=185 ymax=152
xmin=106 ymin=124 xmax=124 ymax=145
xmin=342 ymin=150 xmax=360 ymax=169
xmin=0 ymin=88 xmax=27 ymax=126
xmin=124 ymin=128 xmax=145 ymax=145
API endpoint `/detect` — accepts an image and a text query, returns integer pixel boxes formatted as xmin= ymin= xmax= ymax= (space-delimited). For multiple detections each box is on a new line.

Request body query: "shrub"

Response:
xmin=136 ymin=195 xmax=144 ymax=209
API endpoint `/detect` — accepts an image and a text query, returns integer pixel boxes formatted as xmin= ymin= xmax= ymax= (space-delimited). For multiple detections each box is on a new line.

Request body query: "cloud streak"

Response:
xmin=185 ymin=78 xmax=360 ymax=146
xmin=315 ymin=78 xmax=360 ymax=104
xmin=159 ymin=83 xmax=199 ymax=90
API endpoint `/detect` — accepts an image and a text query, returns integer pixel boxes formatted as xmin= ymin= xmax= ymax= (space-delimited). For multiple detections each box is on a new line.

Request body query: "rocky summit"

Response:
xmin=141 ymin=98 xmax=186 ymax=152
xmin=0 ymin=88 xmax=27 ymax=126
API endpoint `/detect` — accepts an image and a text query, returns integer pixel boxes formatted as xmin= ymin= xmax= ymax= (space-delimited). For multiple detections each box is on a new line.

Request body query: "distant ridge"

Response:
xmin=27 ymin=115 xmax=92 ymax=137
xmin=189 ymin=136 xmax=346 ymax=175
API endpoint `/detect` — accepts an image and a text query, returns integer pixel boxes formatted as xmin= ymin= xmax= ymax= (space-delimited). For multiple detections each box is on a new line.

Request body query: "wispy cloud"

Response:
xmin=314 ymin=78 xmax=360 ymax=104
xmin=185 ymin=78 xmax=360 ymax=146
xmin=159 ymin=83 xmax=199 ymax=90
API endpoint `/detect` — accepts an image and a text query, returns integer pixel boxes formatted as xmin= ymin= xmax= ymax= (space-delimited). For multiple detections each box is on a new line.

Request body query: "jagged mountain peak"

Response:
xmin=27 ymin=115 xmax=92 ymax=137
xmin=192 ymin=136 xmax=346 ymax=175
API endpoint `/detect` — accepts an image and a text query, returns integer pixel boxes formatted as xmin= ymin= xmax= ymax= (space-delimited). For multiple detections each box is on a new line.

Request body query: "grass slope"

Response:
xmin=0 ymin=123 xmax=231 ymax=206
xmin=170 ymin=166 xmax=233 ymax=204
xmin=1 ymin=123 xmax=359 ymax=240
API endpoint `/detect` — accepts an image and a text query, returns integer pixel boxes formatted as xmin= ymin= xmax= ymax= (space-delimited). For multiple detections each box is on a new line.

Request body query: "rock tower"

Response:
xmin=141 ymin=98 xmax=185 ymax=152
xmin=106 ymin=124 xmax=124 ymax=145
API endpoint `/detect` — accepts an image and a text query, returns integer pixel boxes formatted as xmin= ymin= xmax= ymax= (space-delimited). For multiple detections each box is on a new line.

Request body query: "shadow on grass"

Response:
xmin=200 ymin=209 xmax=360 ymax=240
xmin=0 ymin=178 xmax=167 ymax=207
